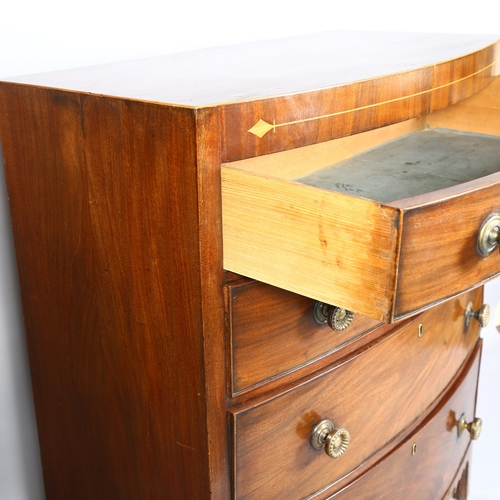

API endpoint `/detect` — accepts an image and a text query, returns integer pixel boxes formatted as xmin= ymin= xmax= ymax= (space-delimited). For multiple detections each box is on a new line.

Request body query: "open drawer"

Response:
xmin=222 ymin=78 xmax=500 ymax=322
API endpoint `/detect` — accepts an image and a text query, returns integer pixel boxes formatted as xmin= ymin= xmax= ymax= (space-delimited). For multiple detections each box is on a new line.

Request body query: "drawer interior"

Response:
xmin=221 ymin=78 xmax=500 ymax=322
xmin=296 ymin=128 xmax=500 ymax=203
xmin=224 ymin=77 xmax=500 ymax=182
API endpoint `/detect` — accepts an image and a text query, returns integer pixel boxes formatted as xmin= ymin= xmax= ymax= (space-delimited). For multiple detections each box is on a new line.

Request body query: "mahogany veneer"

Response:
xmin=0 ymin=31 xmax=498 ymax=499
xmin=328 ymin=341 xmax=482 ymax=500
xmin=230 ymin=290 xmax=481 ymax=499
xmin=226 ymin=278 xmax=383 ymax=395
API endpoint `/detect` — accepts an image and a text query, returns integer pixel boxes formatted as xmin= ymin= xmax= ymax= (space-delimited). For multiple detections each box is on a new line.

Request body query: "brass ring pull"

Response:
xmin=313 ymin=302 xmax=355 ymax=332
xmin=478 ymin=213 xmax=500 ymax=256
xmin=456 ymin=413 xmax=482 ymax=440
xmin=310 ymin=419 xmax=350 ymax=458
xmin=465 ymin=301 xmax=490 ymax=328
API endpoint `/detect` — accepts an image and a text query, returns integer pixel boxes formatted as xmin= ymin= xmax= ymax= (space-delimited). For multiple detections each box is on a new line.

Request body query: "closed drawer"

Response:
xmin=222 ymin=78 xmax=500 ymax=323
xmin=226 ymin=279 xmax=381 ymax=395
xmin=230 ymin=289 xmax=482 ymax=499
xmin=327 ymin=340 xmax=481 ymax=500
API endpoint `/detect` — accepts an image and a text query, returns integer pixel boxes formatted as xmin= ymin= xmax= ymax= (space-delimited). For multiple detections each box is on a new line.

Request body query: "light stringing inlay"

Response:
xmin=247 ymin=58 xmax=499 ymax=138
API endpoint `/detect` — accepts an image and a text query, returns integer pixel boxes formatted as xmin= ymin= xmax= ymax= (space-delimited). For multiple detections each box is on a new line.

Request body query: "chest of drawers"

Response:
xmin=0 ymin=31 xmax=499 ymax=499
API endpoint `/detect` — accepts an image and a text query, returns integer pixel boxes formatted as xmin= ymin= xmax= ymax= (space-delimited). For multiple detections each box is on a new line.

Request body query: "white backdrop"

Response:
xmin=1 ymin=2 xmax=500 ymax=499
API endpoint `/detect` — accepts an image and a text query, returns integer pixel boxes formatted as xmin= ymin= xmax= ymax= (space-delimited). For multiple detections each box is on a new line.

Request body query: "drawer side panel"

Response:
xmin=222 ymin=168 xmax=399 ymax=321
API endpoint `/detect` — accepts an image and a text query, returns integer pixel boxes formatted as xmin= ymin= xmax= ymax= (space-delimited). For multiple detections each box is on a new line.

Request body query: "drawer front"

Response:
xmin=327 ymin=341 xmax=481 ymax=500
xmin=444 ymin=448 xmax=472 ymax=500
xmin=227 ymin=280 xmax=381 ymax=394
xmin=393 ymin=183 xmax=500 ymax=319
xmin=230 ymin=289 xmax=482 ymax=499
xmin=222 ymin=80 xmax=500 ymax=323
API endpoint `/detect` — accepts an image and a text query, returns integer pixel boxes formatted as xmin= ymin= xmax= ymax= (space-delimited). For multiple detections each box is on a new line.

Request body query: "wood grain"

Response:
xmin=223 ymin=77 xmax=500 ymax=322
xmin=221 ymin=167 xmax=399 ymax=321
xmin=427 ymin=76 xmax=500 ymax=136
xmin=222 ymin=42 xmax=498 ymax=161
xmin=0 ymin=84 xmax=228 ymax=498
xmin=193 ymin=107 xmax=230 ymax=498
xmin=223 ymin=116 xmax=426 ymax=179
xmin=326 ymin=341 xmax=481 ymax=500
xmin=230 ymin=290 xmax=481 ymax=500
xmin=3 ymin=33 xmax=497 ymax=162
xmin=1 ymin=31 xmax=498 ymax=499
xmin=393 ymin=179 xmax=500 ymax=320
xmin=5 ymin=32 xmax=496 ymax=108
xmin=227 ymin=280 xmax=382 ymax=394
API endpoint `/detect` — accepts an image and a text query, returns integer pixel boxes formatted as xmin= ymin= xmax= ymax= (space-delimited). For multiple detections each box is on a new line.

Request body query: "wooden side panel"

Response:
xmin=394 ymin=178 xmax=500 ymax=320
xmin=230 ymin=290 xmax=481 ymax=500
xmin=221 ymin=167 xmax=399 ymax=321
xmin=327 ymin=341 xmax=481 ymax=500
xmin=0 ymin=85 xmax=218 ymax=498
xmin=222 ymin=43 xmax=498 ymax=161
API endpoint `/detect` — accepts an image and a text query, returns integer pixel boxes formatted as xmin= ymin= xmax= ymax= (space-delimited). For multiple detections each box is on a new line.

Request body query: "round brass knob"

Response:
xmin=478 ymin=213 xmax=500 ymax=256
xmin=310 ymin=419 xmax=350 ymax=458
xmin=465 ymin=301 xmax=490 ymax=328
xmin=313 ymin=302 xmax=355 ymax=332
xmin=457 ymin=413 xmax=482 ymax=440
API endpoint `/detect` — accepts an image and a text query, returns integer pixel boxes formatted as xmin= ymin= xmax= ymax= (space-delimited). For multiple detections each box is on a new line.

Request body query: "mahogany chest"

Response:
xmin=0 ymin=31 xmax=499 ymax=499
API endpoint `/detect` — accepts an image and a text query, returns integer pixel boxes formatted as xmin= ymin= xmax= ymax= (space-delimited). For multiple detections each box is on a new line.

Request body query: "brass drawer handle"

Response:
xmin=310 ymin=419 xmax=350 ymax=458
xmin=465 ymin=301 xmax=490 ymax=328
xmin=478 ymin=213 xmax=500 ymax=256
xmin=457 ymin=413 xmax=482 ymax=440
xmin=313 ymin=302 xmax=355 ymax=332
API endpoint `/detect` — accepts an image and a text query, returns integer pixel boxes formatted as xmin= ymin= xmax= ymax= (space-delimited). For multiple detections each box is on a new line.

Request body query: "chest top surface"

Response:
xmin=2 ymin=31 xmax=498 ymax=106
